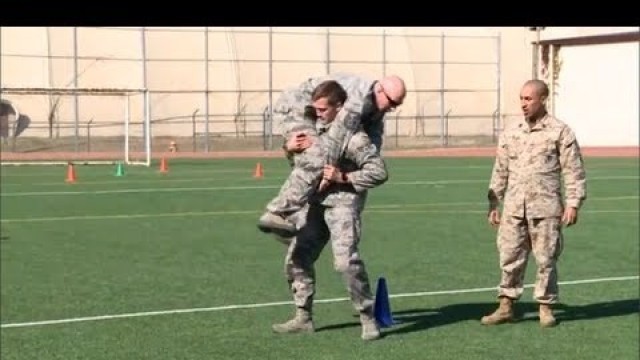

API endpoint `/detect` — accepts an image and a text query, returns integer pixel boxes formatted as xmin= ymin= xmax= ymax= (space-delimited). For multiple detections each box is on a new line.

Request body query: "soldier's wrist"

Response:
xmin=487 ymin=205 xmax=499 ymax=217
xmin=566 ymin=199 xmax=581 ymax=209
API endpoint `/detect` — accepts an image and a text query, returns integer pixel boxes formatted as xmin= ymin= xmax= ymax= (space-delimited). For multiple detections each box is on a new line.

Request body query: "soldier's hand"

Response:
xmin=298 ymin=133 xmax=314 ymax=150
xmin=488 ymin=209 xmax=501 ymax=229
xmin=322 ymin=165 xmax=339 ymax=182
xmin=285 ymin=132 xmax=313 ymax=153
xmin=317 ymin=178 xmax=330 ymax=192
xmin=285 ymin=132 xmax=302 ymax=152
xmin=562 ymin=207 xmax=578 ymax=227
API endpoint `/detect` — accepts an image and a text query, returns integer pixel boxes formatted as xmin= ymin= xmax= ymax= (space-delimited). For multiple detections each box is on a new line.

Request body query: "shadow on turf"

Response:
xmin=316 ymin=299 xmax=640 ymax=335
xmin=315 ymin=320 xmax=361 ymax=332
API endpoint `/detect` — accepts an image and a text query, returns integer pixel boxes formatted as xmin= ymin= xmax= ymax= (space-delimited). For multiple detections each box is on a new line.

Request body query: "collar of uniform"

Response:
xmin=369 ymin=81 xmax=377 ymax=93
xmin=363 ymin=83 xmax=379 ymax=117
xmin=317 ymin=121 xmax=332 ymax=134
xmin=518 ymin=113 xmax=549 ymax=133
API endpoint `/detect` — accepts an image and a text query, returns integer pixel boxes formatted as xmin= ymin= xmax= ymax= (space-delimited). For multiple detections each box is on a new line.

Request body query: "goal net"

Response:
xmin=0 ymin=87 xmax=151 ymax=166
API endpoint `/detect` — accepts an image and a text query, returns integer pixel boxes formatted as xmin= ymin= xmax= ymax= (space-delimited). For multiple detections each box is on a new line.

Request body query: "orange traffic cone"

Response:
xmin=253 ymin=162 xmax=263 ymax=178
xmin=65 ymin=163 xmax=77 ymax=183
xmin=159 ymin=157 xmax=169 ymax=173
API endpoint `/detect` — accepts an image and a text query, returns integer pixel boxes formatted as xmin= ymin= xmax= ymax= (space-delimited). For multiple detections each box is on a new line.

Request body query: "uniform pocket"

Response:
xmin=535 ymin=140 xmax=560 ymax=170
xmin=507 ymin=144 xmax=519 ymax=159
xmin=538 ymin=140 xmax=558 ymax=159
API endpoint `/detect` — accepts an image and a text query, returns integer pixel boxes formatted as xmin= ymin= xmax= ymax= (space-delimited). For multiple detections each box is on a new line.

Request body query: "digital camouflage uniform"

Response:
xmin=488 ymin=114 xmax=587 ymax=304
xmin=265 ymin=73 xmax=385 ymax=217
xmin=273 ymin=121 xmax=388 ymax=340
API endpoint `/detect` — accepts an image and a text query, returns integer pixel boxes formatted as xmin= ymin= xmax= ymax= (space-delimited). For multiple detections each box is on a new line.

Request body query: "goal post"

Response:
xmin=0 ymin=87 xmax=151 ymax=166
xmin=124 ymin=89 xmax=152 ymax=166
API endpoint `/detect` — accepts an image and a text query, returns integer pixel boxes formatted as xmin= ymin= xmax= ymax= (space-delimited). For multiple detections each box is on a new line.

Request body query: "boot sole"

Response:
xmin=362 ymin=333 xmax=382 ymax=341
xmin=272 ymin=326 xmax=315 ymax=334
xmin=480 ymin=317 xmax=514 ymax=325
xmin=257 ymin=222 xmax=297 ymax=238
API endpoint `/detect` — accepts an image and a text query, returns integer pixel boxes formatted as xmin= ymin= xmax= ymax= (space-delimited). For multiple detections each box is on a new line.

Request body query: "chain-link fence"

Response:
xmin=0 ymin=27 xmax=502 ymax=157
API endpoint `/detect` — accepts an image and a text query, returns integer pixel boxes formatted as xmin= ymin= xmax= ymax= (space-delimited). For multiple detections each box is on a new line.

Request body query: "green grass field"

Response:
xmin=1 ymin=157 xmax=638 ymax=360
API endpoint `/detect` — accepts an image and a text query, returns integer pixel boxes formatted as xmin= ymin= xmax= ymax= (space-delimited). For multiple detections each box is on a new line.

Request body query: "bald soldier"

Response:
xmin=482 ymin=79 xmax=587 ymax=327
xmin=257 ymin=73 xmax=406 ymax=238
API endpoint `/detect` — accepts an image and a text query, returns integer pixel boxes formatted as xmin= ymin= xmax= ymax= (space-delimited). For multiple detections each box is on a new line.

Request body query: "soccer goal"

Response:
xmin=0 ymin=87 xmax=151 ymax=166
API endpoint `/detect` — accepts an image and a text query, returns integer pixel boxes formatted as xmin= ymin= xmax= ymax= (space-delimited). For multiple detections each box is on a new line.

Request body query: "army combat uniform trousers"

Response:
xmin=266 ymin=137 xmax=325 ymax=216
xmin=496 ymin=215 xmax=564 ymax=304
xmin=283 ymin=202 xmax=375 ymax=315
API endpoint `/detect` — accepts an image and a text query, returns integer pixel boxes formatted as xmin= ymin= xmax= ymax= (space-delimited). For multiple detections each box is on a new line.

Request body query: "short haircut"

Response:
xmin=311 ymin=80 xmax=348 ymax=106
xmin=524 ymin=79 xmax=549 ymax=98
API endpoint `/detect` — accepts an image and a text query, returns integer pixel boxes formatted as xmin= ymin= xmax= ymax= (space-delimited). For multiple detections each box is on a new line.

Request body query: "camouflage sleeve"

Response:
xmin=281 ymin=139 xmax=295 ymax=168
xmin=275 ymin=89 xmax=310 ymax=139
xmin=345 ymin=133 xmax=389 ymax=193
xmin=488 ymin=132 xmax=509 ymax=209
xmin=277 ymin=76 xmax=326 ymax=134
xmin=559 ymin=126 xmax=587 ymax=209
xmin=323 ymin=100 xmax=363 ymax=165
xmin=300 ymin=76 xmax=326 ymax=96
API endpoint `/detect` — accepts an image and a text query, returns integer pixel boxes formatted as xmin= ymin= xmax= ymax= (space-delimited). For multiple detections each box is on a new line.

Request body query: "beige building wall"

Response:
xmin=538 ymin=27 xmax=638 ymax=40
xmin=538 ymin=26 xmax=639 ymax=146
xmin=2 ymin=26 xmax=634 ymax=147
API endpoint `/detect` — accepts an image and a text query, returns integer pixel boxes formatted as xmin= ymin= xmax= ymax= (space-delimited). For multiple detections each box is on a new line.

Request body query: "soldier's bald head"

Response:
xmin=523 ymin=79 xmax=549 ymax=100
xmin=379 ymin=75 xmax=407 ymax=104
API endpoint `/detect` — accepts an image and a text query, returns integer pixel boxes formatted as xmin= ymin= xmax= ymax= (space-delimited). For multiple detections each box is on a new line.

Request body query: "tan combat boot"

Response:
xmin=272 ymin=308 xmax=314 ymax=334
xmin=539 ymin=304 xmax=557 ymax=327
xmin=481 ymin=297 xmax=514 ymax=325
xmin=360 ymin=312 xmax=381 ymax=341
xmin=257 ymin=212 xmax=297 ymax=238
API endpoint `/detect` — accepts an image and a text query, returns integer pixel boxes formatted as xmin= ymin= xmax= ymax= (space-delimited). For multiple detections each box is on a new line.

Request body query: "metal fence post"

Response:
xmin=46 ymin=27 xmax=56 ymax=139
xmin=445 ymin=109 xmax=451 ymax=146
xmin=496 ymin=32 xmax=502 ymax=140
xmin=266 ymin=27 xmax=274 ymax=151
xmin=73 ymin=27 xmax=79 ymax=152
xmin=192 ymin=109 xmax=199 ymax=152
xmin=86 ymin=119 xmax=93 ymax=152
xmin=382 ymin=29 xmax=387 ymax=76
xmin=440 ymin=32 xmax=446 ymax=147
xmin=325 ymin=28 xmax=331 ymax=75
xmin=204 ymin=26 xmax=210 ymax=152
xmin=140 ymin=27 xmax=149 ymax=152
xmin=395 ymin=111 xmax=400 ymax=148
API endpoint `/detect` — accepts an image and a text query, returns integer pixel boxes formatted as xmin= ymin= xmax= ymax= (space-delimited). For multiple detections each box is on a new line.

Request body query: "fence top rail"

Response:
xmin=86 ymin=26 xmax=500 ymax=39
xmin=0 ymin=87 xmax=147 ymax=96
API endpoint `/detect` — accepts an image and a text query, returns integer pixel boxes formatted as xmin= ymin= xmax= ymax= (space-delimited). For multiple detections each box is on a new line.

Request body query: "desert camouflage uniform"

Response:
xmin=488 ymin=114 xmax=587 ymax=304
xmin=282 ymin=122 xmax=388 ymax=318
xmin=265 ymin=73 xmax=385 ymax=216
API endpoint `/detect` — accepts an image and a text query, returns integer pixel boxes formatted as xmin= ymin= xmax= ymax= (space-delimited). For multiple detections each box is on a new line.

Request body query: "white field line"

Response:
xmin=1 ymin=168 xmax=632 ymax=187
xmin=0 ymin=180 xmax=482 ymax=197
xmin=1 ymin=176 xmax=638 ymax=197
xmin=1 ymin=275 xmax=637 ymax=329
xmin=0 ymin=166 xmax=633 ymax=187
xmin=1 ymin=196 xmax=638 ymax=223
xmin=1 ymin=160 xmax=637 ymax=180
